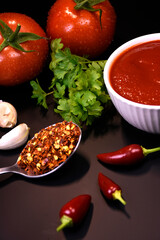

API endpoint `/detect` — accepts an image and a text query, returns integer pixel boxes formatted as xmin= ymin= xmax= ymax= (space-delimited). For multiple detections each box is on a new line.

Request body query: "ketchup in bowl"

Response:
xmin=109 ymin=40 xmax=160 ymax=105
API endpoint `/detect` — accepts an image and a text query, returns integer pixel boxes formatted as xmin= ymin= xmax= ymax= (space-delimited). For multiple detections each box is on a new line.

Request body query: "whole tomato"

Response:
xmin=46 ymin=0 xmax=116 ymax=59
xmin=0 ymin=13 xmax=49 ymax=86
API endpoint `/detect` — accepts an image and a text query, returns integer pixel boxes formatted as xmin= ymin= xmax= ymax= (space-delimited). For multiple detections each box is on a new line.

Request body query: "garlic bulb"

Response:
xmin=0 ymin=123 xmax=30 ymax=150
xmin=0 ymin=100 xmax=17 ymax=128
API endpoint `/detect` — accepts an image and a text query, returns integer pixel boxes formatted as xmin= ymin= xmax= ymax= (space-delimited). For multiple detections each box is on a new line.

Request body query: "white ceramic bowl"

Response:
xmin=104 ymin=33 xmax=160 ymax=134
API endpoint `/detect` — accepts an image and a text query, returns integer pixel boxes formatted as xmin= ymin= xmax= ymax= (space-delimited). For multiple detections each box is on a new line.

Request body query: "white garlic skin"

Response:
xmin=0 ymin=123 xmax=30 ymax=150
xmin=0 ymin=100 xmax=17 ymax=128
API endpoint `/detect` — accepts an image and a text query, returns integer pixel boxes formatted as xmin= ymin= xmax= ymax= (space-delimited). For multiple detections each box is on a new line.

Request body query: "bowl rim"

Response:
xmin=104 ymin=33 xmax=160 ymax=110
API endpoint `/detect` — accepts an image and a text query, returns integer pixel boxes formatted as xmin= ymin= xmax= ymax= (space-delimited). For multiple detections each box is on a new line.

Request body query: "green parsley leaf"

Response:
xmin=55 ymin=99 xmax=82 ymax=125
xmin=53 ymin=82 xmax=66 ymax=99
xmin=30 ymin=79 xmax=48 ymax=109
xmin=30 ymin=39 xmax=110 ymax=126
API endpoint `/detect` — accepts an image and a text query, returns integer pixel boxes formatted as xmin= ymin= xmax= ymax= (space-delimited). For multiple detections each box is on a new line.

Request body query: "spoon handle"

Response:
xmin=0 ymin=164 xmax=31 ymax=177
xmin=0 ymin=166 xmax=12 ymax=175
xmin=0 ymin=164 xmax=18 ymax=175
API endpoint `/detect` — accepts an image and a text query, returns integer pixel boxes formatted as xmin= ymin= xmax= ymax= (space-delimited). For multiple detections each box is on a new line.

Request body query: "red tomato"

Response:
xmin=0 ymin=13 xmax=49 ymax=86
xmin=46 ymin=0 xmax=116 ymax=59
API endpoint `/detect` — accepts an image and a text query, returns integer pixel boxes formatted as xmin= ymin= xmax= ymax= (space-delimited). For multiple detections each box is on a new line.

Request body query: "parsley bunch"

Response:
xmin=30 ymin=39 xmax=110 ymax=126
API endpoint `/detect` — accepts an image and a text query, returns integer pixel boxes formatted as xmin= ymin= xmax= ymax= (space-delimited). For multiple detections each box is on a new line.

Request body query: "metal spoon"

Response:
xmin=0 ymin=122 xmax=82 ymax=178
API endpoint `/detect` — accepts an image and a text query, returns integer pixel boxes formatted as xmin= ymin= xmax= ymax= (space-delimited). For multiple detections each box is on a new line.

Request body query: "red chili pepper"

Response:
xmin=98 ymin=172 xmax=126 ymax=205
xmin=56 ymin=194 xmax=91 ymax=232
xmin=97 ymin=144 xmax=160 ymax=165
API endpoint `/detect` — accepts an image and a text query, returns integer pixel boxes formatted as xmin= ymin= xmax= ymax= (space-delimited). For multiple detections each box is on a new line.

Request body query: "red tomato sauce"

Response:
xmin=109 ymin=40 xmax=160 ymax=105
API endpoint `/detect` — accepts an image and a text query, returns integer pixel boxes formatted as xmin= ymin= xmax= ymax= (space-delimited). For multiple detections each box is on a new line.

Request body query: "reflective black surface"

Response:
xmin=1 ymin=1 xmax=160 ymax=239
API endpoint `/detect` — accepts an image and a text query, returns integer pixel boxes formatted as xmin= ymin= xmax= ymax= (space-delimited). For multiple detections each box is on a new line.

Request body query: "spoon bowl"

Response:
xmin=0 ymin=121 xmax=82 ymax=178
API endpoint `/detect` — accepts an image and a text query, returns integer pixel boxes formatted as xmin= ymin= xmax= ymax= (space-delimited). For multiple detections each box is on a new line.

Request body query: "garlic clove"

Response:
xmin=0 ymin=123 xmax=30 ymax=150
xmin=0 ymin=101 xmax=17 ymax=128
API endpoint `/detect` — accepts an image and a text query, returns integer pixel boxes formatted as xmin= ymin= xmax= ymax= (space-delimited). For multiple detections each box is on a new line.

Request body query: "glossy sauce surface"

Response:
xmin=110 ymin=40 xmax=160 ymax=105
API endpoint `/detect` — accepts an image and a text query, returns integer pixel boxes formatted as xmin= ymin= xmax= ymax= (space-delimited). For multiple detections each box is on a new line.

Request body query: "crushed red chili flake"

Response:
xmin=17 ymin=121 xmax=81 ymax=175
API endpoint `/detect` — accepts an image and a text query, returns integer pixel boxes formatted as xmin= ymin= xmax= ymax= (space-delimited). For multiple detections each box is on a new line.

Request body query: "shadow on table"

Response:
xmin=82 ymin=103 xmax=120 ymax=142
xmin=0 ymin=151 xmax=90 ymax=187
xmin=100 ymin=191 xmax=130 ymax=219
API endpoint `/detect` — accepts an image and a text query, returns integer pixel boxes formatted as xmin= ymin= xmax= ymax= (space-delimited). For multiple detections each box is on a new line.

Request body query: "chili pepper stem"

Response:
xmin=142 ymin=146 xmax=160 ymax=157
xmin=56 ymin=215 xmax=73 ymax=232
xmin=112 ymin=190 xmax=126 ymax=205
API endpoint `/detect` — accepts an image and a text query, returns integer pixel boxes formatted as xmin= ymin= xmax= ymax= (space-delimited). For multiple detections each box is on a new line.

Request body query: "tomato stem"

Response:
xmin=0 ymin=40 xmax=7 ymax=52
xmin=9 ymin=24 xmax=21 ymax=42
xmin=74 ymin=0 xmax=105 ymax=27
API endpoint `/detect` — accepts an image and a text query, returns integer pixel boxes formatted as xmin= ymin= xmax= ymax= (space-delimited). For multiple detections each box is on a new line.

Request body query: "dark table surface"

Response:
xmin=1 ymin=1 xmax=160 ymax=240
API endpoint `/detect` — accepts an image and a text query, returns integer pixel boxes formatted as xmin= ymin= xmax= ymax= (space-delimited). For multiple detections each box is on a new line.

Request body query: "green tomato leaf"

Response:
xmin=9 ymin=41 xmax=33 ymax=52
xmin=0 ymin=19 xmax=13 ymax=38
xmin=74 ymin=0 xmax=106 ymax=27
xmin=0 ymin=19 xmax=45 ymax=52
xmin=17 ymin=32 xmax=45 ymax=43
xmin=89 ymin=0 xmax=106 ymax=6
xmin=74 ymin=0 xmax=105 ymax=9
